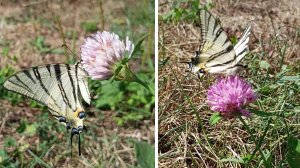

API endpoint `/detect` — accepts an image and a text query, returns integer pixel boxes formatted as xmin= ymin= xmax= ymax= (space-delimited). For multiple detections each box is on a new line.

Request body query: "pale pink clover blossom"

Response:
xmin=80 ymin=31 xmax=134 ymax=80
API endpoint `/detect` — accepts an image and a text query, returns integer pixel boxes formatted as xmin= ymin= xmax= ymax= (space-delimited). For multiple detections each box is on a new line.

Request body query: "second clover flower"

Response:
xmin=80 ymin=31 xmax=134 ymax=80
xmin=207 ymin=76 xmax=257 ymax=118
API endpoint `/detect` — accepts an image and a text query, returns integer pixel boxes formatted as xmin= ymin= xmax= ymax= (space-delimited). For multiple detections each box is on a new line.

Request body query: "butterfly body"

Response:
xmin=188 ymin=10 xmax=252 ymax=77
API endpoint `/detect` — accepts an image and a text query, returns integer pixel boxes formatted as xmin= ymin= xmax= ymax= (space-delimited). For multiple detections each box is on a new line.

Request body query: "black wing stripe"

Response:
xmin=207 ymin=45 xmax=234 ymax=63
xmin=213 ymin=27 xmax=223 ymax=43
xmin=14 ymin=74 xmax=33 ymax=92
xmin=236 ymin=48 xmax=248 ymax=58
xmin=75 ymin=62 xmax=91 ymax=103
xmin=66 ymin=64 xmax=78 ymax=106
xmin=206 ymin=12 xmax=211 ymax=36
xmin=199 ymin=10 xmax=206 ymax=50
xmin=222 ymin=38 xmax=230 ymax=47
xmin=75 ymin=62 xmax=80 ymax=93
xmin=54 ymin=64 xmax=73 ymax=111
xmin=46 ymin=64 xmax=52 ymax=77
xmin=23 ymin=70 xmax=36 ymax=84
xmin=32 ymin=67 xmax=51 ymax=96
xmin=208 ymin=55 xmax=237 ymax=68
xmin=7 ymin=78 xmax=32 ymax=93
xmin=212 ymin=17 xmax=219 ymax=35
xmin=33 ymin=66 xmax=62 ymax=109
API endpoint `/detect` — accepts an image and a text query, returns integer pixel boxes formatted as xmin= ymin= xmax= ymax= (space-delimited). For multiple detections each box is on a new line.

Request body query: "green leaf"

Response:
xmin=230 ymin=36 xmax=238 ymax=45
xmin=81 ymin=21 xmax=98 ymax=33
xmin=24 ymin=123 xmax=38 ymax=136
xmin=287 ymin=136 xmax=300 ymax=168
xmin=209 ymin=113 xmax=221 ymax=125
xmin=131 ymin=34 xmax=148 ymax=58
xmin=1 ymin=47 xmax=9 ymax=57
xmin=279 ymin=76 xmax=300 ymax=82
xmin=259 ymin=61 xmax=270 ymax=69
xmin=16 ymin=120 xmax=27 ymax=133
xmin=93 ymin=81 xmax=123 ymax=110
xmin=135 ymin=141 xmax=154 ymax=168
xmin=0 ymin=149 xmax=8 ymax=163
xmin=249 ymin=109 xmax=274 ymax=117
xmin=4 ymin=137 xmax=16 ymax=148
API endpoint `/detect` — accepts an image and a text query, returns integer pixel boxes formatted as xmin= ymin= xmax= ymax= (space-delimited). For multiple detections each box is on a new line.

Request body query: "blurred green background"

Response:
xmin=0 ymin=0 xmax=154 ymax=167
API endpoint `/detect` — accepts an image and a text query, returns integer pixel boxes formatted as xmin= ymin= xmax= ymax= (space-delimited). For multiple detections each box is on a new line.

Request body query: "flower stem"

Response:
xmin=116 ymin=65 xmax=154 ymax=95
xmin=238 ymin=116 xmax=270 ymax=168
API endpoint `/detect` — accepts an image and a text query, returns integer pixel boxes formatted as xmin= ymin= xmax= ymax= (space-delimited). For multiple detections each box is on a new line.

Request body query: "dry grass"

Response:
xmin=158 ymin=0 xmax=300 ymax=167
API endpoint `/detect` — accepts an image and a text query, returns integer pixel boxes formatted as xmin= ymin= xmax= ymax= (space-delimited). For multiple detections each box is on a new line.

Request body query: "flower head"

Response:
xmin=80 ymin=31 xmax=134 ymax=80
xmin=207 ymin=76 xmax=257 ymax=118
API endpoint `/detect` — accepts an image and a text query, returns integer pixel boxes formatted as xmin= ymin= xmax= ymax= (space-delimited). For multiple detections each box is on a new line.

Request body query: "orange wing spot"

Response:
xmin=74 ymin=108 xmax=84 ymax=118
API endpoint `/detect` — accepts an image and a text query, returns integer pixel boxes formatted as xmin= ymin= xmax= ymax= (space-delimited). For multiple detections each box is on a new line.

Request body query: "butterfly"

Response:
xmin=4 ymin=62 xmax=90 ymax=155
xmin=184 ymin=10 xmax=252 ymax=77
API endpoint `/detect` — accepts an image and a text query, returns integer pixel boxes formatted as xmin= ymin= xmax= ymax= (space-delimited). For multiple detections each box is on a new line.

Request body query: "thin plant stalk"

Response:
xmin=98 ymin=0 xmax=104 ymax=30
xmin=122 ymin=65 xmax=154 ymax=95
xmin=238 ymin=116 xmax=270 ymax=168
xmin=55 ymin=16 xmax=68 ymax=61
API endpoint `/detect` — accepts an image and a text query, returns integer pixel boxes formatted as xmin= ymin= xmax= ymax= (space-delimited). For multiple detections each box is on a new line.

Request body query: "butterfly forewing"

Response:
xmin=199 ymin=10 xmax=234 ymax=57
xmin=3 ymin=63 xmax=90 ymax=121
xmin=192 ymin=10 xmax=252 ymax=75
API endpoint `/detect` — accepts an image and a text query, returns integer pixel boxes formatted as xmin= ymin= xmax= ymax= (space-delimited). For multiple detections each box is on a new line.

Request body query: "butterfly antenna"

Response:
xmin=61 ymin=44 xmax=80 ymax=61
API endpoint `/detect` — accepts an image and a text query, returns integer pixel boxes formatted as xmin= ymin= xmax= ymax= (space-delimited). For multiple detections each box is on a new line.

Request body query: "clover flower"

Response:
xmin=80 ymin=31 xmax=134 ymax=80
xmin=207 ymin=76 xmax=257 ymax=118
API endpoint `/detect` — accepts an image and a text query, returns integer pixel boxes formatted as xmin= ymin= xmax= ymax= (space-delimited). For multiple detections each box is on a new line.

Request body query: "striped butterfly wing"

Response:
xmin=4 ymin=62 xmax=91 ymax=156
xmin=193 ymin=10 xmax=251 ymax=75
xmin=3 ymin=62 xmax=90 ymax=124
